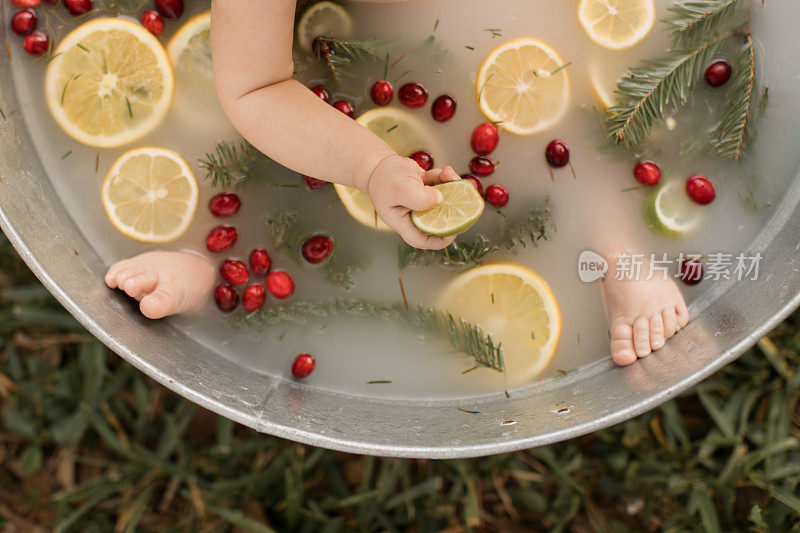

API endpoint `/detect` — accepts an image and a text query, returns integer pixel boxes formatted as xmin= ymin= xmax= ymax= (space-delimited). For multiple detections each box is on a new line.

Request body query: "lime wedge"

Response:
xmin=411 ymin=180 xmax=485 ymax=237
xmin=297 ymin=1 xmax=353 ymax=53
xmin=644 ymin=179 xmax=702 ymax=236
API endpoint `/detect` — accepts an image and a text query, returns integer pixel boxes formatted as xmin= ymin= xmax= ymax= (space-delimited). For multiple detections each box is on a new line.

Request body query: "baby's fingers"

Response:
xmin=394 ymin=215 xmax=457 ymax=250
xmin=397 ymin=179 xmax=443 ymax=212
xmin=421 ymin=166 xmax=460 ymax=185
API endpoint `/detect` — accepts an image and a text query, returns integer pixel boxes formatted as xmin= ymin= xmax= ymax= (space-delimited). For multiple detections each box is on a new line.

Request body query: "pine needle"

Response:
xmin=666 ymin=0 xmax=749 ymax=48
xmin=100 ymin=0 xmax=149 ymax=15
xmin=313 ymin=37 xmax=388 ymax=82
xmin=199 ymin=141 xmax=258 ymax=190
xmin=232 ymin=298 xmax=503 ymax=371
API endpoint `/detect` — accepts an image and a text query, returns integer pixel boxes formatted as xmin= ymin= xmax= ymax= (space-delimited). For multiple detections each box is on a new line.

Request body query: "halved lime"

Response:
xmin=644 ymin=179 xmax=702 ymax=236
xmin=411 ymin=180 xmax=485 ymax=237
xmin=296 ymin=1 xmax=354 ymax=53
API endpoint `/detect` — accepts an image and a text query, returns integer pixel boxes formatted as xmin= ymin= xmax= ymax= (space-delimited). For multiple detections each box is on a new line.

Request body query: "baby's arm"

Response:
xmin=211 ymin=0 xmax=457 ymax=249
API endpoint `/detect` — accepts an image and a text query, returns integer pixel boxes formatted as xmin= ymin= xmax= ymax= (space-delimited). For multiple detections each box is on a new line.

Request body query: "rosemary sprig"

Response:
xmin=199 ymin=141 xmax=259 ymax=190
xmin=313 ymin=37 xmax=388 ymax=81
xmin=232 ymin=298 xmax=504 ymax=371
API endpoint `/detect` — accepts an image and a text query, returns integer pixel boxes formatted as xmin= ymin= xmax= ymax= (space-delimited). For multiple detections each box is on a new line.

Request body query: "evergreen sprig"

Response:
xmin=399 ymin=202 xmax=554 ymax=269
xmin=199 ymin=141 xmax=259 ymax=190
xmin=100 ymin=0 xmax=149 ymax=15
xmin=232 ymin=298 xmax=504 ymax=371
xmin=666 ymin=0 xmax=749 ymax=48
xmin=313 ymin=37 xmax=388 ymax=81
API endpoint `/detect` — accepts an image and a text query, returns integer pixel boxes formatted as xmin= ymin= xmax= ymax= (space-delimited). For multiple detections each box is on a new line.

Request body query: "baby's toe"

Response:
xmin=662 ymin=308 xmax=678 ymax=338
xmin=609 ymin=319 xmax=637 ymax=366
xmin=649 ymin=313 xmax=665 ymax=351
xmin=139 ymin=285 xmax=179 ymax=320
xmin=122 ymin=271 xmax=158 ymax=299
xmin=676 ymin=301 xmax=690 ymax=329
xmin=105 ymin=260 xmax=133 ymax=288
xmin=633 ymin=317 xmax=652 ymax=357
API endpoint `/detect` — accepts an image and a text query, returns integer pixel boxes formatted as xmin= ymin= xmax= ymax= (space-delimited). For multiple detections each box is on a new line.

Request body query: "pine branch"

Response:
xmin=313 ymin=37 xmax=388 ymax=81
xmin=199 ymin=141 xmax=259 ymax=190
xmin=231 ymin=298 xmax=504 ymax=371
xmin=499 ymin=205 xmax=554 ymax=250
xmin=605 ymin=31 xmax=730 ymax=147
xmin=264 ymin=211 xmax=303 ymax=251
xmin=666 ymin=0 xmax=749 ymax=48
xmin=100 ymin=0 xmax=149 ymax=15
xmin=707 ymin=33 xmax=757 ymax=160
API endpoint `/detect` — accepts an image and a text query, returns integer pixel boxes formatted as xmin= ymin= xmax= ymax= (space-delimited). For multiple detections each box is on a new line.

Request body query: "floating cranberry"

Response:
xmin=220 ymin=259 xmax=249 ymax=286
xmin=485 ymin=184 xmax=509 ymax=208
xmin=634 ymin=161 xmax=661 ymax=187
xmin=23 ymin=32 xmax=48 ymax=56
xmin=140 ymin=10 xmax=164 ymax=36
xmin=409 ymin=150 xmax=434 ymax=171
xmin=242 ymin=284 xmax=266 ymax=312
xmin=471 ymin=123 xmax=499 ymax=155
xmin=301 ymin=235 xmax=334 ymax=264
xmin=679 ymin=258 xmax=704 ymax=285
xmin=11 ymin=9 xmax=36 ymax=36
xmin=705 ymin=61 xmax=732 ymax=88
xmin=333 ymin=100 xmax=354 ymax=118
xmin=310 ymin=86 xmax=330 ymax=103
xmin=155 ymin=0 xmax=183 ymax=19
xmin=463 ymin=175 xmax=482 ymax=195
xmin=431 ymin=94 xmax=457 ymax=122
xmin=206 ymin=226 xmax=238 ymax=252
xmin=371 ymin=80 xmax=393 ymax=106
xmin=398 ymin=82 xmax=428 ymax=109
xmin=291 ymin=353 xmax=316 ymax=379
xmin=11 ymin=0 xmax=40 ymax=7
xmin=214 ymin=283 xmax=239 ymax=312
xmin=249 ymin=248 xmax=271 ymax=276
xmin=208 ymin=193 xmax=241 ymax=218
xmin=266 ymin=271 xmax=295 ymax=299
xmin=545 ymin=139 xmax=570 ymax=168
xmin=469 ymin=156 xmax=495 ymax=177
xmin=686 ymin=175 xmax=715 ymax=205
xmin=63 ymin=0 xmax=91 ymax=15
xmin=303 ymin=175 xmax=329 ymax=190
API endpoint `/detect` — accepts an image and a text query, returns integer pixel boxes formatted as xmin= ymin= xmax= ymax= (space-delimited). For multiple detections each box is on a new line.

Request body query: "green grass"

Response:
xmin=1 ymin=233 xmax=799 ymax=531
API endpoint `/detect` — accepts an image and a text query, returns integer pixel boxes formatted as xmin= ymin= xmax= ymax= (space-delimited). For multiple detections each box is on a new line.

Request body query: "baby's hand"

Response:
xmin=366 ymin=155 xmax=461 ymax=249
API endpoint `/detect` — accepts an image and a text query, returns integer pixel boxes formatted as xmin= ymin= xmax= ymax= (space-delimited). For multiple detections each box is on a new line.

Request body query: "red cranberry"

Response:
xmin=242 ymin=284 xmax=266 ymax=312
xmin=11 ymin=1 xmax=40 ymax=7
xmin=463 ymin=175 xmax=482 ymax=195
xmin=469 ymin=156 xmax=495 ymax=177
xmin=303 ymin=176 xmax=329 ymax=190
xmin=140 ymin=10 xmax=164 ymax=36
xmin=249 ymin=248 xmax=271 ymax=276
xmin=705 ymin=61 xmax=732 ymax=88
xmin=409 ymin=150 xmax=434 ymax=171
xmin=310 ymin=86 xmax=330 ymax=103
xmin=686 ymin=175 xmax=715 ymax=205
xmin=11 ymin=9 xmax=37 ymax=36
xmin=23 ymin=32 xmax=48 ymax=56
xmin=545 ymin=139 xmax=570 ymax=168
xmin=208 ymin=193 xmax=241 ymax=217
xmin=63 ymin=0 xmax=91 ymax=15
xmin=214 ymin=283 xmax=239 ymax=312
xmin=371 ymin=80 xmax=393 ymax=106
xmin=431 ymin=94 xmax=457 ymax=122
xmin=398 ymin=82 xmax=428 ymax=109
xmin=266 ymin=271 xmax=295 ymax=299
xmin=206 ymin=226 xmax=238 ymax=252
xmin=679 ymin=258 xmax=704 ymax=285
xmin=485 ymin=184 xmax=509 ymax=208
xmin=219 ymin=259 xmax=249 ymax=286
xmin=471 ymin=123 xmax=499 ymax=156
xmin=155 ymin=0 xmax=183 ymax=19
xmin=291 ymin=353 xmax=316 ymax=379
xmin=634 ymin=161 xmax=661 ymax=186
xmin=301 ymin=235 xmax=334 ymax=264
xmin=333 ymin=100 xmax=354 ymax=118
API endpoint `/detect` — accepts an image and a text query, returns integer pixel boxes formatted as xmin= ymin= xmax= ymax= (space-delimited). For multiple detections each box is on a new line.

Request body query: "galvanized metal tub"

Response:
xmin=2 ymin=31 xmax=800 ymax=461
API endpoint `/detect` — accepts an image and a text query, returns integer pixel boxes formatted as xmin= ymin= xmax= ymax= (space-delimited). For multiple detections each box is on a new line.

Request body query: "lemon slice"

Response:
xmin=334 ymin=107 xmax=443 ymax=231
xmin=644 ymin=179 xmax=702 ymax=236
xmin=476 ymin=38 xmax=570 ymax=135
xmin=411 ymin=180 xmax=484 ymax=236
xmin=589 ymin=61 xmax=622 ymax=108
xmin=168 ymin=11 xmax=212 ymax=78
xmin=438 ymin=264 xmax=561 ymax=382
xmin=102 ymin=148 xmax=198 ymax=243
xmin=578 ymin=0 xmax=656 ymax=51
xmin=297 ymin=1 xmax=354 ymax=53
xmin=45 ymin=18 xmax=173 ymax=148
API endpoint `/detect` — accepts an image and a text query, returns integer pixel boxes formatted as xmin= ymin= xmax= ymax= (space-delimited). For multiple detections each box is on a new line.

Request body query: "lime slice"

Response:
xmin=644 ymin=179 xmax=702 ymax=236
xmin=297 ymin=1 xmax=353 ymax=53
xmin=411 ymin=180 xmax=485 ymax=236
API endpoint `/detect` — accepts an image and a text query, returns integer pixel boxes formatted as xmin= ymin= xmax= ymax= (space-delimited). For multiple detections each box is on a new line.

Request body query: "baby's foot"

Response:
xmin=105 ymin=251 xmax=215 ymax=319
xmin=602 ymin=273 xmax=690 ymax=366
